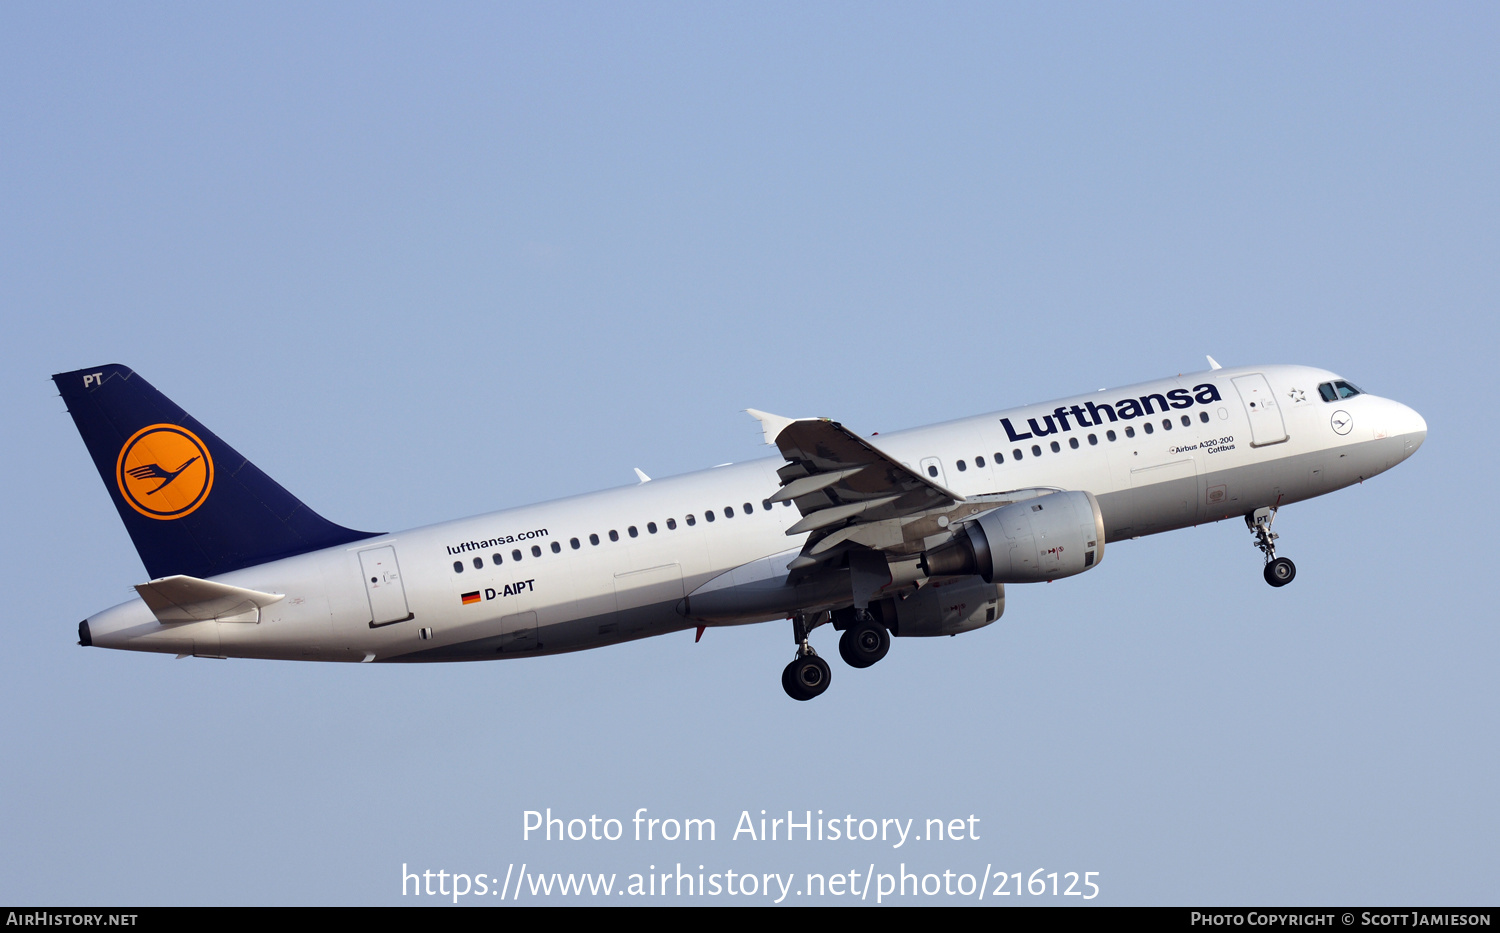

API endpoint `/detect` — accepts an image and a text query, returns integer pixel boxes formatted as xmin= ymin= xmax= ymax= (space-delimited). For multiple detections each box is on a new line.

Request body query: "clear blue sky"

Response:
xmin=2 ymin=3 xmax=1494 ymax=905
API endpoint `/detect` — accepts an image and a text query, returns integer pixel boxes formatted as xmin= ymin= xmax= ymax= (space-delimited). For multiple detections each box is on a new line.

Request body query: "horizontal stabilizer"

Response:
xmin=134 ymin=575 xmax=285 ymax=624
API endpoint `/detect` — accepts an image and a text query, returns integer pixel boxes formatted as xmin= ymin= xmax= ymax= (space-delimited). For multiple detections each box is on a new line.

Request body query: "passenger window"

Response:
xmin=570 ymin=538 xmax=580 ymax=550
xmin=706 ymin=510 xmax=716 ymax=522
xmin=724 ymin=506 xmax=734 ymax=517
xmin=512 ymin=549 xmax=523 ymax=562
xmin=473 ymin=557 xmax=483 ymax=569
xmin=589 ymin=533 xmax=600 ymax=546
xmin=1144 ymin=422 xmax=1154 ymax=434
xmin=628 ymin=526 xmax=638 ymax=537
xmin=1069 ymin=437 xmax=1079 ymax=449
xmin=1125 ymin=426 xmax=1136 ymax=438
xmin=453 ymin=561 xmax=463 ymax=573
xmin=531 ymin=545 xmax=541 ymax=557
xmin=667 ymin=518 xmax=678 ymax=530
xmin=1088 ymin=434 xmax=1098 ymax=446
xmin=551 ymin=541 xmax=561 ymax=553
xmin=1181 ymin=415 xmax=1190 ymax=427
xmin=1013 ymin=448 xmax=1023 ymax=460
xmin=927 ymin=465 xmax=938 ymax=477
xmin=1050 ymin=441 xmax=1060 ymax=453
xmin=647 ymin=522 xmax=658 ymax=534
xmin=1199 ymin=411 xmax=1210 ymax=423
xmin=975 ymin=455 xmax=986 ymax=467
xmin=686 ymin=514 xmax=697 ymax=526
xmin=1162 ymin=419 xmax=1171 ymax=431
xmin=1107 ymin=430 xmax=1117 ymax=442
xmin=762 ymin=500 xmax=772 ymax=511
xmin=956 ymin=460 xmax=967 ymax=472
xmin=493 ymin=553 xmax=503 ymax=565
xmin=609 ymin=530 xmax=619 ymax=541
xmin=744 ymin=502 xmax=753 ymax=514
xmin=1031 ymin=445 xmax=1042 ymax=457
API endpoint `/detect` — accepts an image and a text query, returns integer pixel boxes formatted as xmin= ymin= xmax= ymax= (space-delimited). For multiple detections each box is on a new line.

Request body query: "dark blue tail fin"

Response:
xmin=53 ymin=364 xmax=379 ymax=580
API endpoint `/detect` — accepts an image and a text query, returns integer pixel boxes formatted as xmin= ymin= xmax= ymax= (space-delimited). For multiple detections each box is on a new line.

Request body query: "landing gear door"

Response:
xmin=1232 ymin=374 xmax=1288 ymax=447
xmin=359 ymin=546 xmax=413 ymax=626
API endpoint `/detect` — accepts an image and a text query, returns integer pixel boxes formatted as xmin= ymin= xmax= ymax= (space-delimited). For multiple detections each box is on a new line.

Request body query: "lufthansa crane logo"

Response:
xmin=115 ymin=424 xmax=214 ymax=520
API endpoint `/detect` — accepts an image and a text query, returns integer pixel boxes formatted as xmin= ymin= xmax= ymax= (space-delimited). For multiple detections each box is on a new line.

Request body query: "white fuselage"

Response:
xmin=82 ymin=364 xmax=1427 ymax=662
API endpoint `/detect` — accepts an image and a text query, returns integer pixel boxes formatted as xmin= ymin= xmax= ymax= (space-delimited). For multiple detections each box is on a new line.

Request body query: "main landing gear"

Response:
xmin=1247 ymin=507 xmax=1296 ymax=587
xmin=782 ymin=609 xmax=894 ymax=700
xmin=783 ymin=613 xmax=831 ymax=701
xmin=838 ymin=610 xmax=891 ymax=669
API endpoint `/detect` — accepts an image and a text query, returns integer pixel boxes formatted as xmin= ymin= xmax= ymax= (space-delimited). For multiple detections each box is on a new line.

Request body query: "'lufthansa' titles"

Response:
xmin=1000 ymin=384 xmax=1222 ymax=443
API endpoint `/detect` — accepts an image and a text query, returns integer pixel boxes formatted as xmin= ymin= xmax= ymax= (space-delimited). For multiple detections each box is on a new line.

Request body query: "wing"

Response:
xmin=748 ymin=410 xmax=1017 ymax=579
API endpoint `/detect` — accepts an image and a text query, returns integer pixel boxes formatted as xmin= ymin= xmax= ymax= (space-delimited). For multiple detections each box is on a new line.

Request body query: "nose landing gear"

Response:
xmin=1264 ymin=556 xmax=1296 ymax=586
xmin=1247 ymin=507 xmax=1296 ymax=587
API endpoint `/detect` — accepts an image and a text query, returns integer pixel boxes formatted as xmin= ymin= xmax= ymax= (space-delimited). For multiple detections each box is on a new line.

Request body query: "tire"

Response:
xmin=782 ymin=655 xmax=831 ymax=700
xmin=839 ymin=620 xmax=891 ymax=669
xmin=1264 ymin=557 xmax=1296 ymax=587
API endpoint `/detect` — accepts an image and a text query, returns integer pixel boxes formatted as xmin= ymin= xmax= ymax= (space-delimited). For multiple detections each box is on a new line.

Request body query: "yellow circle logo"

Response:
xmin=115 ymin=424 xmax=214 ymax=520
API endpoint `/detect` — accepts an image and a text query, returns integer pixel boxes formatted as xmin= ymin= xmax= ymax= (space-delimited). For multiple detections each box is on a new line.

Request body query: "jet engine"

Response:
xmin=919 ymin=490 xmax=1105 ymax=584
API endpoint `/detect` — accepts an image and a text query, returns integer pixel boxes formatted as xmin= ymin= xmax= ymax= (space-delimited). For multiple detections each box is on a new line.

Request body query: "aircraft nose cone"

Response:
xmin=1395 ymin=402 xmax=1426 ymax=457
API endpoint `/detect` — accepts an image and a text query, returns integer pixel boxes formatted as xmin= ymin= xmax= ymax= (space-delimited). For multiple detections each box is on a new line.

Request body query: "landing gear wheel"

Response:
xmin=1247 ymin=508 xmax=1296 ymax=588
xmin=839 ymin=620 xmax=891 ymax=669
xmin=1263 ymin=557 xmax=1296 ymax=587
xmin=782 ymin=655 xmax=832 ymax=701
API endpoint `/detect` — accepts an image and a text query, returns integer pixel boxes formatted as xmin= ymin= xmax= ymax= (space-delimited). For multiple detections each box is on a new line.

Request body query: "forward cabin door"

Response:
xmin=1231 ymin=374 xmax=1288 ymax=447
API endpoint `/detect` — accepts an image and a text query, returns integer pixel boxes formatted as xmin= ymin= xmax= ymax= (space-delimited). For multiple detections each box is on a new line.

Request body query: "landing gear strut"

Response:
xmin=1246 ymin=507 xmax=1296 ymax=587
xmin=782 ymin=613 xmax=832 ymax=701
xmin=838 ymin=610 xmax=891 ymax=669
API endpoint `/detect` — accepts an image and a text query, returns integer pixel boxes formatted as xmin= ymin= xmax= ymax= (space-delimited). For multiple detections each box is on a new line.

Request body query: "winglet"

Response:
xmin=1206 ymin=355 xmax=1223 ymax=371
xmin=745 ymin=409 xmax=804 ymax=446
xmin=633 ymin=468 xmax=651 ymax=484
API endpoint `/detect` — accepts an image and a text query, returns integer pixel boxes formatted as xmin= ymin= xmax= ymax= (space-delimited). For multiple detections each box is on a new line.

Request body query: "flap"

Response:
xmin=747 ymin=411 xmax=969 ymax=576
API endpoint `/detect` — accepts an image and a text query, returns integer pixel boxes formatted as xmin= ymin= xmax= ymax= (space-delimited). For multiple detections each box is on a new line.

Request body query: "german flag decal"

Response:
xmin=461 ymin=591 xmax=481 ymax=605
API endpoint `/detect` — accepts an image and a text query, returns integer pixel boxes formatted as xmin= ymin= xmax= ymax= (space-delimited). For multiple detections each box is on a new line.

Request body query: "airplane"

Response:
xmin=57 ymin=360 xmax=1426 ymax=700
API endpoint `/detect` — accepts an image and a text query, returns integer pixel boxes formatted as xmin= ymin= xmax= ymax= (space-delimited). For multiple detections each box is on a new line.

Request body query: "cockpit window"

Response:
xmin=1320 ymin=381 xmax=1363 ymax=402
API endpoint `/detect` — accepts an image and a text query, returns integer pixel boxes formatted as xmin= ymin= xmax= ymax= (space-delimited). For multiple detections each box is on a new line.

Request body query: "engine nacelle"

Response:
xmin=920 ymin=490 xmax=1105 ymax=584
xmin=871 ymin=575 xmax=1004 ymax=637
